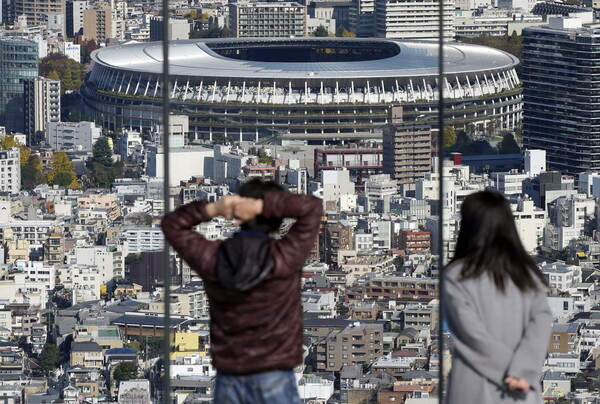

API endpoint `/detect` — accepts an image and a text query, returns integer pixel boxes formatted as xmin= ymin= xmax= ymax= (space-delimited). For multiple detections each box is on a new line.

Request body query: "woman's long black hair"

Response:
xmin=450 ymin=191 xmax=547 ymax=292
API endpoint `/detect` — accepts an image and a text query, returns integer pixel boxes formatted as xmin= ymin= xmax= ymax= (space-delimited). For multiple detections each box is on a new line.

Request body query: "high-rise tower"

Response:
xmin=0 ymin=38 xmax=38 ymax=134
xmin=523 ymin=14 xmax=600 ymax=174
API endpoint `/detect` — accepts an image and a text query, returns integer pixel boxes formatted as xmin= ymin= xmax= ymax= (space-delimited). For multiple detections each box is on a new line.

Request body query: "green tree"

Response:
xmin=335 ymin=26 xmax=355 ymax=37
xmin=189 ymin=10 xmax=198 ymax=19
xmin=47 ymin=70 xmax=60 ymax=81
xmin=393 ymin=256 xmax=404 ymax=271
xmin=497 ymin=133 xmax=521 ymax=154
xmin=84 ymin=39 xmax=99 ymax=63
xmin=313 ymin=25 xmax=329 ymax=37
xmin=113 ymin=362 xmax=138 ymax=385
xmin=92 ymin=137 xmax=114 ymax=167
xmin=39 ymin=343 xmax=60 ymax=375
xmin=48 ymin=152 xmax=78 ymax=188
xmin=21 ymin=154 xmax=44 ymax=188
xmin=443 ymin=125 xmax=456 ymax=149
xmin=39 ymin=54 xmax=85 ymax=93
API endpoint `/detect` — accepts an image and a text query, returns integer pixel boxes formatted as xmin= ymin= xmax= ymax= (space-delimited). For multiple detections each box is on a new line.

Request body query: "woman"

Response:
xmin=443 ymin=191 xmax=552 ymax=404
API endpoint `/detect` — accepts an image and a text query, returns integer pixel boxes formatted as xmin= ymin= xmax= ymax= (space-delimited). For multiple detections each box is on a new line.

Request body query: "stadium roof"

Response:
xmin=92 ymin=38 xmax=519 ymax=80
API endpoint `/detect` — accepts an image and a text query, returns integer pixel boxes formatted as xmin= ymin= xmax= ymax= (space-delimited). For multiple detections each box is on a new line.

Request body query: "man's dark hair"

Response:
xmin=237 ymin=178 xmax=284 ymax=234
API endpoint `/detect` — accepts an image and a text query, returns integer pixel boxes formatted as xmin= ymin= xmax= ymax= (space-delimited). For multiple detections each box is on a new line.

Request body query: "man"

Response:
xmin=161 ymin=178 xmax=322 ymax=403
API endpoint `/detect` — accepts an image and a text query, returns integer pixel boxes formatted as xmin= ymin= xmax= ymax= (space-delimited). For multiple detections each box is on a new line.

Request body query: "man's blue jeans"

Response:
xmin=213 ymin=369 xmax=301 ymax=404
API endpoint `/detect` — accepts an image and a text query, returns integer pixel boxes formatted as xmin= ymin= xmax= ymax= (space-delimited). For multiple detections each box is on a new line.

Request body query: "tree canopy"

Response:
xmin=39 ymin=53 xmax=85 ymax=93
xmin=497 ymin=133 xmax=521 ymax=154
xmin=443 ymin=125 xmax=456 ymax=149
xmin=90 ymin=137 xmax=121 ymax=188
xmin=113 ymin=362 xmax=138 ymax=385
xmin=39 ymin=343 xmax=61 ymax=375
xmin=313 ymin=25 xmax=329 ymax=37
xmin=21 ymin=154 xmax=45 ymax=189
xmin=335 ymin=25 xmax=355 ymax=37
xmin=47 ymin=152 xmax=79 ymax=189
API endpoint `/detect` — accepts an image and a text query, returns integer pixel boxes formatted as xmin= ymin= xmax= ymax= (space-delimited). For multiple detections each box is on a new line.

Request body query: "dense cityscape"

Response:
xmin=0 ymin=0 xmax=598 ymax=402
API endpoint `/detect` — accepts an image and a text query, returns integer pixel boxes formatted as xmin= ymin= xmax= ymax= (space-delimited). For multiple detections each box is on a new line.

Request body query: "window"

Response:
xmin=553 ymin=344 xmax=560 ymax=350
xmin=553 ymin=335 xmax=561 ymax=341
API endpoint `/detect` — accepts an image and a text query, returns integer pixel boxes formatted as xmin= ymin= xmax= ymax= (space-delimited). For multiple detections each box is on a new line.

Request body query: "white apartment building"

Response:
xmin=46 ymin=121 xmax=101 ymax=152
xmin=301 ymin=291 xmax=336 ymax=317
xmin=539 ymin=261 xmax=581 ymax=292
xmin=171 ymin=354 xmax=215 ymax=378
xmin=24 ymin=77 xmax=60 ymax=138
xmin=525 ymin=149 xmax=546 ymax=177
xmin=0 ymin=219 xmax=55 ymax=252
xmin=321 ymin=169 xmax=356 ymax=209
xmin=364 ymin=174 xmax=397 ymax=213
xmin=491 ymin=171 xmax=528 ymax=195
xmin=0 ymin=148 xmax=20 ymax=194
xmin=172 ymin=286 xmax=209 ymax=319
xmin=72 ymin=245 xmax=126 ymax=281
xmin=375 ymin=0 xmax=455 ymax=40
xmin=120 ymin=129 xmax=142 ymax=159
xmin=71 ymin=266 xmax=102 ymax=304
xmin=511 ymin=198 xmax=546 ymax=253
xmin=14 ymin=259 xmax=55 ymax=290
xmin=122 ymin=226 xmax=164 ymax=253
xmin=546 ymin=194 xmax=595 ymax=250
xmin=0 ymin=261 xmax=55 ymax=306
xmin=355 ymin=231 xmax=374 ymax=251
xmin=545 ymin=353 xmax=580 ymax=376
xmin=146 ymin=146 xmax=214 ymax=185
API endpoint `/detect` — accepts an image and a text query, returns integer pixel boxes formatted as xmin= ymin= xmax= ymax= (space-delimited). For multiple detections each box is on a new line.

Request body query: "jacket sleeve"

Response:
xmin=443 ymin=276 xmax=514 ymax=387
xmin=506 ymin=287 xmax=552 ymax=389
xmin=262 ymin=191 xmax=323 ymax=274
xmin=160 ymin=200 xmax=222 ymax=281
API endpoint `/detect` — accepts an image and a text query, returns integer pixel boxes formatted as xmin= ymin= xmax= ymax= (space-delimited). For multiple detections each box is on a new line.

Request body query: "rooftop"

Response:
xmin=92 ymin=38 xmax=519 ymax=80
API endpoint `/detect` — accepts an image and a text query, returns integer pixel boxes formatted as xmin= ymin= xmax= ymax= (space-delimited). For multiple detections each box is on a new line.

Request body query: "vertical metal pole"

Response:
xmin=437 ymin=0 xmax=445 ymax=402
xmin=161 ymin=4 xmax=172 ymax=404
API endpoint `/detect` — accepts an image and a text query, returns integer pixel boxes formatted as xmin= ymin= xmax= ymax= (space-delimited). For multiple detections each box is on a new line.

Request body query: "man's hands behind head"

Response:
xmin=206 ymin=196 xmax=263 ymax=223
xmin=232 ymin=197 xmax=263 ymax=224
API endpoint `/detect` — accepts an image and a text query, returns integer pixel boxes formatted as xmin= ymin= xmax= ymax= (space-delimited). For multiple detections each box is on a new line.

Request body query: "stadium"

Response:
xmin=82 ymin=38 xmax=522 ymax=142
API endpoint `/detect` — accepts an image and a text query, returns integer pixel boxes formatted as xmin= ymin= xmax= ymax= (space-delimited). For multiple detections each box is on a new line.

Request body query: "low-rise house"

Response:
xmin=545 ymin=353 xmax=580 ymax=376
xmin=542 ymin=370 xmax=571 ymax=401
xmin=70 ymin=341 xmax=103 ymax=369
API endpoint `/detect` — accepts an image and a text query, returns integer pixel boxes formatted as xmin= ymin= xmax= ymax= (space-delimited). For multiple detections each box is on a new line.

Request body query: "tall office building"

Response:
xmin=83 ymin=6 xmax=111 ymax=42
xmin=382 ymin=106 xmax=432 ymax=185
xmin=522 ymin=15 xmax=600 ymax=174
xmin=14 ymin=0 xmax=65 ymax=28
xmin=0 ymin=38 xmax=38 ymax=134
xmin=349 ymin=0 xmax=376 ymax=37
xmin=23 ymin=77 xmax=61 ymax=141
xmin=229 ymin=2 xmax=307 ymax=38
xmin=375 ymin=0 xmax=454 ymax=40
xmin=82 ymin=0 xmax=126 ymax=42
xmin=66 ymin=0 xmax=89 ymax=38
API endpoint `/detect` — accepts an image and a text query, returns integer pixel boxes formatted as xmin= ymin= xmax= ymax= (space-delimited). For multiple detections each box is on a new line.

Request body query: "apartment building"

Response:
xmin=229 ymin=2 xmax=307 ymax=38
xmin=316 ymin=322 xmax=384 ymax=371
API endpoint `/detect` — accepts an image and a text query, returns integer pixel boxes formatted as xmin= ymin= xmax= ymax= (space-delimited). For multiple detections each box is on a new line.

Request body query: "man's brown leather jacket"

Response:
xmin=162 ymin=191 xmax=322 ymax=374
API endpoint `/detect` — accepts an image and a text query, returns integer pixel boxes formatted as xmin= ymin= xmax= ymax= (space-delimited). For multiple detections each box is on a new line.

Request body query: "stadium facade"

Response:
xmin=82 ymin=38 xmax=522 ymax=142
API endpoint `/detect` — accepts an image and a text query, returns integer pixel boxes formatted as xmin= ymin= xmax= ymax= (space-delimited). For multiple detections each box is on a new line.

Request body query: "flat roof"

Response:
xmin=92 ymin=38 xmax=519 ymax=80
